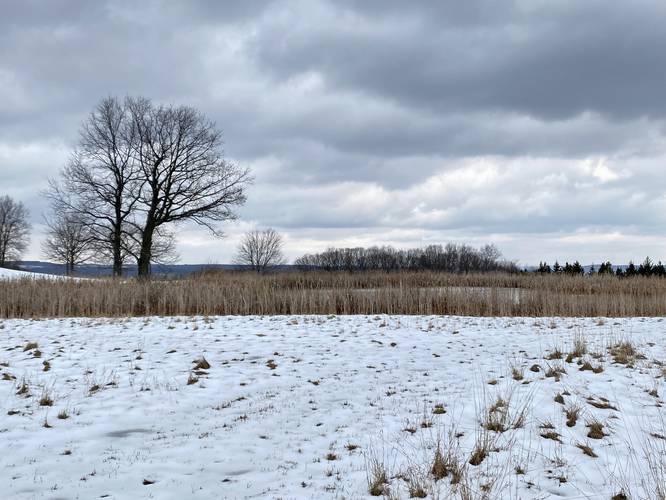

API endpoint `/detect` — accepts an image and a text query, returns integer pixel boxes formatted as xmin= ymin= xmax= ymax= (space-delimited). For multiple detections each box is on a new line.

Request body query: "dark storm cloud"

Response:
xmin=252 ymin=0 xmax=666 ymax=120
xmin=1 ymin=0 xmax=666 ymax=264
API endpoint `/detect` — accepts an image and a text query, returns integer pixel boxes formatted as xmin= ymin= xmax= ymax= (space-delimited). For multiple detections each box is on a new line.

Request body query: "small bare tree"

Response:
xmin=47 ymin=97 xmax=140 ymax=277
xmin=42 ymin=214 xmax=95 ymax=275
xmin=0 ymin=195 xmax=31 ymax=268
xmin=235 ymin=228 xmax=285 ymax=272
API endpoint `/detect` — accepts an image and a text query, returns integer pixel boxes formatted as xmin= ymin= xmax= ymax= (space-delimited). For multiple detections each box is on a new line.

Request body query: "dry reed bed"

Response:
xmin=2 ymin=271 xmax=666 ymax=318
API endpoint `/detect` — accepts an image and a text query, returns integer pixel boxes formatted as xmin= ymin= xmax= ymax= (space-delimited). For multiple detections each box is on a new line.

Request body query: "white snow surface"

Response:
xmin=1 ymin=315 xmax=665 ymax=499
xmin=0 ymin=267 xmax=40 ymax=279
xmin=0 ymin=267 xmax=68 ymax=280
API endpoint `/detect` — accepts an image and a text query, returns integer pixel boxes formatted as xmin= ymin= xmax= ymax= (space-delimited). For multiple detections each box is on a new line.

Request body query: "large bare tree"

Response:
xmin=127 ymin=98 xmax=251 ymax=277
xmin=0 ymin=195 xmax=31 ymax=268
xmin=47 ymin=97 xmax=140 ymax=276
xmin=235 ymin=228 xmax=285 ymax=272
xmin=42 ymin=213 xmax=95 ymax=275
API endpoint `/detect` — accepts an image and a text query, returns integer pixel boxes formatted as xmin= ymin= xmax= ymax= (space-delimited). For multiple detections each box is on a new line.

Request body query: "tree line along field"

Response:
xmin=2 ymin=271 xmax=666 ymax=319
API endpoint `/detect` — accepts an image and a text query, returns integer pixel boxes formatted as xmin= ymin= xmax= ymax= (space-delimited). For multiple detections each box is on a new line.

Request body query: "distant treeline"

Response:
xmin=536 ymin=257 xmax=666 ymax=277
xmin=294 ymin=243 xmax=518 ymax=273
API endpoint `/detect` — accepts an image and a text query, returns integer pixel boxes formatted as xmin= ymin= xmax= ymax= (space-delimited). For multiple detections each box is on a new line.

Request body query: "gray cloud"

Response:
xmin=1 ymin=0 xmax=665 ymax=265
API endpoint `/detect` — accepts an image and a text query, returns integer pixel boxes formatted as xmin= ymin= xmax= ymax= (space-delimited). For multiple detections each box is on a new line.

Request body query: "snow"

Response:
xmin=1 ymin=315 xmax=665 ymax=499
xmin=0 ymin=267 xmax=42 ymax=279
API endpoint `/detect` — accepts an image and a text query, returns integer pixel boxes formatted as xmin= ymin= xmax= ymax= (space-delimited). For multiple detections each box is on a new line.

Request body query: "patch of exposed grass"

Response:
xmin=433 ymin=404 xmax=446 ymax=415
xmin=23 ymin=342 xmax=38 ymax=352
xmin=546 ymin=348 xmax=564 ymax=360
xmin=565 ymin=404 xmax=581 ymax=427
xmin=545 ymin=363 xmax=567 ymax=381
xmin=39 ymin=391 xmax=54 ymax=407
xmin=368 ymin=459 xmax=388 ymax=496
xmin=193 ymin=357 xmax=211 ymax=370
xmin=576 ymin=442 xmax=598 ymax=458
xmin=586 ymin=419 xmax=607 ymax=440
xmin=609 ymin=340 xmax=644 ymax=367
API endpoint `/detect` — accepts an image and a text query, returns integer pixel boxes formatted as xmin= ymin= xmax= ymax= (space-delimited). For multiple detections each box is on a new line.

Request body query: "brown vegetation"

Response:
xmin=3 ymin=271 xmax=666 ymax=318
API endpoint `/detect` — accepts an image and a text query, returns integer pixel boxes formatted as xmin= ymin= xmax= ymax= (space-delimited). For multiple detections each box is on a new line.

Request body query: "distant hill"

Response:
xmin=10 ymin=261 xmax=293 ymax=278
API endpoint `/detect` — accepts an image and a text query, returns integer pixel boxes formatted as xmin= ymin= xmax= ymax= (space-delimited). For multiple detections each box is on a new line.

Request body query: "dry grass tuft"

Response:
xmin=570 ymin=332 xmax=588 ymax=358
xmin=545 ymin=363 xmax=567 ymax=381
xmin=576 ymin=442 xmax=598 ymax=458
xmin=192 ymin=357 xmax=210 ymax=370
xmin=586 ymin=419 xmax=607 ymax=439
xmin=545 ymin=348 xmax=564 ymax=360
xmin=469 ymin=437 xmax=490 ymax=467
xmin=367 ymin=459 xmax=389 ymax=496
xmin=511 ymin=365 xmax=524 ymax=381
xmin=609 ymin=340 xmax=644 ymax=366
xmin=565 ymin=404 xmax=581 ymax=427
xmin=540 ymin=431 xmax=562 ymax=442
xmin=579 ymin=360 xmax=604 ymax=373
xmin=39 ymin=390 xmax=54 ymax=406
xmin=23 ymin=341 xmax=38 ymax=351
xmin=16 ymin=378 xmax=30 ymax=396
xmin=431 ymin=443 xmax=462 ymax=484
xmin=433 ymin=404 xmax=446 ymax=415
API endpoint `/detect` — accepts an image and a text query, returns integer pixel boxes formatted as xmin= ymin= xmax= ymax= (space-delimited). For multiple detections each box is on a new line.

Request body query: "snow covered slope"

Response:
xmin=1 ymin=315 xmax=664 ymax=498
xmin=0 ymin=267 xmax=41 ymax=279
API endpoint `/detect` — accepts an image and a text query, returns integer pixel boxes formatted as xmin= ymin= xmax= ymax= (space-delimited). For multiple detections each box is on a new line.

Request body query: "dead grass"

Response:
xmin=586 ymin=419 xmax=607 ymax=439
xmin=570 ymin=331 xmax=588 ymax=358
xmin=610 ymin=340 xmax=644 ymax=366
xmin=192 ymin=357 xmax=211 ymax=370
xmin=431 ymin=443 xmax=462 ymax=484
xmin=367 ymin=458 xmax=389 ymax=496
xmin=576 ymin=442 xmax=598 ymax=458
xmin=23 ymin=342 xmax=38 ymax=351
xmin=469 ymin=435 xmax=491 ymax=467
xmin=511 ymin=365 xmax=524 ymax=381
xmin=565 ymin=404 xmax=581 ymax=427
xmin=39 ymin=391 xmax=54 ymax=406
xmin=545 ymin=363 xmax=567 ymax=381
xmin=4 ymin=271 xmax=666 ymax=318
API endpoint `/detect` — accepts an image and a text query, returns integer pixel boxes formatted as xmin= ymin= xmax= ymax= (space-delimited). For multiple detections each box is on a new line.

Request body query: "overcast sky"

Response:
xmin=2 ymin=0 xmax=666 ymax=266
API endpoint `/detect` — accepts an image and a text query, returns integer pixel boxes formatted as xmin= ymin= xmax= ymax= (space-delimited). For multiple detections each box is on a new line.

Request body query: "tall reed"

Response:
xmin=1 ymin=271 xmax=665 ymax=318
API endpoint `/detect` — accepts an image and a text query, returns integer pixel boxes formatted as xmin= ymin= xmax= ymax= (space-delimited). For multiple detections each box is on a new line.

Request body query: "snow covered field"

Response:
xmin=0 ymin=267 xmax=41 ymax=279
xmin=1 ymin=315 xmax=665 ymax=499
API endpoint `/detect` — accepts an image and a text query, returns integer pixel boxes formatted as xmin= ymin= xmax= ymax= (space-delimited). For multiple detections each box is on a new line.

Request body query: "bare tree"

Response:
xmin=47 ymin=97 xmax=140 ymax=276
xmin=42 ymin=214 xmax=95 ymax=275
xmin=235 ymin=228 xmax=285 ymax=272
xmin=127 ymin=98 xmax=251 ymax=277
xmin=0 ymin=195 xmax=31 ymax=268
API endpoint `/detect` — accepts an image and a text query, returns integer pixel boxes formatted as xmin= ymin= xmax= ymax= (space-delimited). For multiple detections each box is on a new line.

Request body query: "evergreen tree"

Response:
xmin=638 ymin=257 xmax=653 ymax=276
xmin=626 ymin=261 xmax=637 ymax=277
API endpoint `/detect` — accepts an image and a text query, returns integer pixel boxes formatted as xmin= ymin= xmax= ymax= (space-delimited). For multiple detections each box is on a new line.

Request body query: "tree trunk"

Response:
xmin=112 ymin=224 xmax=123 ymax=277
xmin=137 ymin=225 xmax=154 ymax=279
